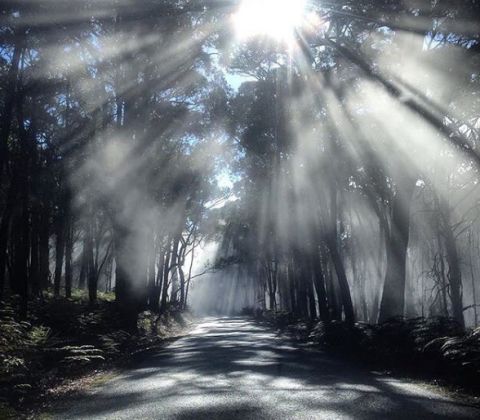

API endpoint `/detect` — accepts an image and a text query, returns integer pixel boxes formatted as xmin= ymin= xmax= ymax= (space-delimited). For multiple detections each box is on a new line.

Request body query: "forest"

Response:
xmin=1 ymin=0 xmax=480 ymax=418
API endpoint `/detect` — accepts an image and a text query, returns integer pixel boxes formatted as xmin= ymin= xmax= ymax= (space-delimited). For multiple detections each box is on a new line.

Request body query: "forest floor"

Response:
xmin=0 ymin=294 xmax=194 ymax=419
xmin=252 ymin=310 xmax=480 ymax=404
xmin=47 ymin=317 xmax=480 ymax=419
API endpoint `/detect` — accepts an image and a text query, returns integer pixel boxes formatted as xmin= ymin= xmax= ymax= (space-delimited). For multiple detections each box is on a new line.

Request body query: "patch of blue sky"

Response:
xmin=225 ymin=72 xmax=256 ymax=90
xmin=202 ymin=44 xmax=256 ymax=91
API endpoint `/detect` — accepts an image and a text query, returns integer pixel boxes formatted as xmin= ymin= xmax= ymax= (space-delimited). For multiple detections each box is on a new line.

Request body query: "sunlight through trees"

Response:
xmin=1 ymin=0 xmax=479 ymax=341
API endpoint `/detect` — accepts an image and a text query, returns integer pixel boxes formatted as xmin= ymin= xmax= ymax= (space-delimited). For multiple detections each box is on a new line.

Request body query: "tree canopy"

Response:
xmin=1 ymin=0 xmax=479 ymax=329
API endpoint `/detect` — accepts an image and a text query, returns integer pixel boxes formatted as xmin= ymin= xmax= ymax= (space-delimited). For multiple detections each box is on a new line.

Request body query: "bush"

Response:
xmin=254 ymin=310 xmax=480 ymax=389
xmin=0 ymin=295 xmax=190 ymax=413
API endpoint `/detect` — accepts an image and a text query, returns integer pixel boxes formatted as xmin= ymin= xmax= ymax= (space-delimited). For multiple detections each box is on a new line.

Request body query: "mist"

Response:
xmin=0 ymin=0 xmax=478 ymax=328
xmin=2 ymin=0 xmax=480 ymax=417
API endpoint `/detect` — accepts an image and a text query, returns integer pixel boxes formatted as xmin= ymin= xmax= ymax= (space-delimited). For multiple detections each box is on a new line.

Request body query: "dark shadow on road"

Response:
xmin=52 ymin=317 xmax=480 ymax=419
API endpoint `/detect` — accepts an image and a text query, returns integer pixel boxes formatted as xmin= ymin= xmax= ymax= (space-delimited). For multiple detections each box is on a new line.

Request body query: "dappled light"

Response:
xmin=50 ymin=318 xmax=479 ymax=419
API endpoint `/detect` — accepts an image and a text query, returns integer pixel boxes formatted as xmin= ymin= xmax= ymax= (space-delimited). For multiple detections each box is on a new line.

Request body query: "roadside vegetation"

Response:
xmin=250 ymin=308 xmax=480 ymax=397
xmin=0 ymin=293 xmax=191 ymax=418
xmin=1 ymin=0 xmax=480 ymax=417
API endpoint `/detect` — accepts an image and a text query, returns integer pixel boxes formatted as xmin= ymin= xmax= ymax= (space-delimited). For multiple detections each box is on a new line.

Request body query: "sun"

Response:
xmin=233 ymin=0 xmax=307 ymax=43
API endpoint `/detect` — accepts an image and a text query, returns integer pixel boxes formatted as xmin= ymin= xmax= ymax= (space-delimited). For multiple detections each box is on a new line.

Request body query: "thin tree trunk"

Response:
xmin=147 ymin=231 xmax=156 ymax=308
xmin=78 ymin=234 xmax=88 ymax=290
xmin=64 ymin=221 xmax=73 ymax=298
xmin=38 ymin=203 xmax=50 ymax=292
xmin=30 ymin=209 xmax=40 ymax=296
xmin=53 ymin=211 xmax=65 ymax=297
xmin=287 ymin=261 xmax=297 ymax=315
xmin=306 ymin=270 xmax=317 ymax=320
xmin=179 ymin=264 xmax=186 ymax=309
xmin=160 ymin=237 xmax=172 ymax=313
xmin=152 ymin=242 xmax=165 ymax=312
xmin=310 ymin=246 xmax=329 ymax=321
xmin=468 ymin=230 xmax=478 ymax=326
xmin=170 ymin=236 xmax=180 ymax=305
xmin=86 ymin=223 xmax=96 ymax=303
xmin=184 ymin=245 xmax=195 ymax=310
xmin=370 ymin=219 xmax=385 ymax=323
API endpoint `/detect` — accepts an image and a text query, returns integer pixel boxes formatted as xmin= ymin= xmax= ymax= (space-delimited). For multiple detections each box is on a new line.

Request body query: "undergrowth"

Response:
xmin=250 ymin=308 xmax=480 ymax=394
xmin=0 ymin=294 xmax=190 ymax=418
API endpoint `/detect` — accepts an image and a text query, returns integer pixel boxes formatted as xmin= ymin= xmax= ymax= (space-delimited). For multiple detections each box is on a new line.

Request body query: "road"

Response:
xmin=53 ymin=317 xmax=480 ymax=419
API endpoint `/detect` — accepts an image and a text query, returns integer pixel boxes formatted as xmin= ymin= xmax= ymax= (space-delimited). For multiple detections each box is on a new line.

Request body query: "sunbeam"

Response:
xmin=233 ymin=0 xmax=307 ymax=44
xmin=1 ymin=2 xmax=480 ymax=416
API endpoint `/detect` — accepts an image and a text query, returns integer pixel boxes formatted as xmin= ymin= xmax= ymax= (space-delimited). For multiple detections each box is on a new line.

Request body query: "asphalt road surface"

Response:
xmin=53 ymin=317 xmax=480 ymax=419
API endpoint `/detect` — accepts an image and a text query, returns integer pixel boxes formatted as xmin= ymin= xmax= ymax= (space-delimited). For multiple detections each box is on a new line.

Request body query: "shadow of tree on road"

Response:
xmin=51 ymin=317 xmax=480 ymax=419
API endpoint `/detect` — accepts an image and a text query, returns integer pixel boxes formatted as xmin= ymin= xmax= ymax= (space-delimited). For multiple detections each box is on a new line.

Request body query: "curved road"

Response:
xmin=54 ymin=317 xmax=480 ymax=419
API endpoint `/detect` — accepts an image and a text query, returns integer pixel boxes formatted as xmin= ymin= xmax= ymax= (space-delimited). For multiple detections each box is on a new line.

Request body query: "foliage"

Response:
xmin=0 ymin=0 xmax=480 ymax=413
xmin=258 ymin=310 xmax=480 ymax=390
xmin=0 ymin=296 xmax=190 ymax=413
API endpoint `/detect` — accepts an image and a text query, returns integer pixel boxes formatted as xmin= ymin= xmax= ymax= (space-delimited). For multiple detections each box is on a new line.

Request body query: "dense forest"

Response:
xmin=1 ymin=0 xmax=480 ymax=324
xmin=1 ymin=1 xmax=480 ymax=415
xmin=0 ymin=0 xmax=480 ymax=326
xmin=2 ymin=0 xmax=480 ymax=325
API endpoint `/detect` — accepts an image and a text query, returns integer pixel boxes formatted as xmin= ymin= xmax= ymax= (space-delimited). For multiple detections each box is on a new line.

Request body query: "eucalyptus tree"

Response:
xmin=211 ymin=0 xmax=480 ymax=326
xmin=0 ymin=0 xmax=232 ymax=324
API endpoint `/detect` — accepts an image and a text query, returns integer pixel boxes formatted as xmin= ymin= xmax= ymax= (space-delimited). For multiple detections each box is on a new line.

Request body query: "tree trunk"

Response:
xmin=184 ymin=243 xmax=196 ymax=310
xmin=306 ymin=270 xmax=317 ymax=320
xmin=30 ymin=209 xmax=40 ymax=296
xmin=370 ymin=218 xmax=386 ymax=323
xmin=378 ymin=176 xmax=416 ymax=323
xmin=328 ymin=187 xmax=354 ymax=325
xmin=114 ymin=219 xmax=146 ymax=328
xmin=12 ymin=200 xmax=29 ymax=318
xmin=11 ymin=94 xmax=30 ymax=317
xmin=170 ymin=236 xmax=180 ymax=306
xmin=468 ymin=230 xmax=478 ymax=326
xmin=78 ymin=235 xmax=88 ymax=290
xmin=438 ymin=197 xmax=465 ymax=328
xmin=151 ymin=242 xmax=165 ymax=312
xmin=38 ymin=203 xmax=50 ymax=292
xmin=287 ymin=261 xmax=297 ymax=315
xmin=53 ymin=211 xmax=65 ymax=297
xmin=147 ymin=231 xmax=156 ymax=308
xmin=0 ymin=179 xmax=17 ymax=300
xmin=64 ymin=211 xmax=73 ymax=299
xmin=0 ymin=40 xmax=23 ymax=180
xmin=86 ymin=223 xmax=97 ymax=304
xmin=293 ymin=250 xmax=308 ymax=318
xmin=160 ymin=238 xmax=172 ymax=313
xmin=310 ymin=247 xmax=329 ymax=321
xmin=328 ymin=241 xmax=355 ymax=325
xmin=179 ymin=265 xmax=186 ymax=309
xmin=265 ymin=261 xmax=277 ymax=311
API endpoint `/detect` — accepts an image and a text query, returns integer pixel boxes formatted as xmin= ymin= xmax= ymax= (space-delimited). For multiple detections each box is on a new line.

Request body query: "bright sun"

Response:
xmin=233 ymin=0 xmax=307 ymax=43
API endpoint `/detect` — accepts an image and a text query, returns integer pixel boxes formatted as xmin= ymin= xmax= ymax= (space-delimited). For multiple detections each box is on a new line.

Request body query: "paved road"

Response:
xmin=54 ymin=317 xmax=480 ymax=419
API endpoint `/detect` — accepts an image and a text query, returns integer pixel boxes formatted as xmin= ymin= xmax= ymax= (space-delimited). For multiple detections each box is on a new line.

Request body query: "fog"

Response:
xmin=1 ymin=0 xmax=479 ymax=329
